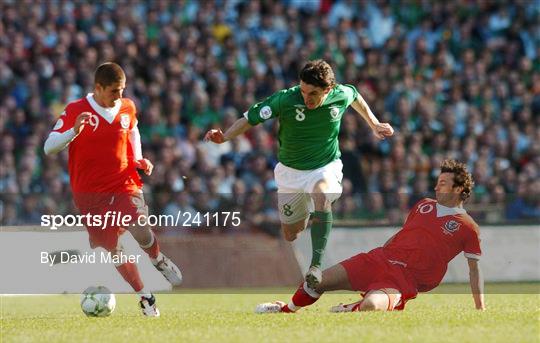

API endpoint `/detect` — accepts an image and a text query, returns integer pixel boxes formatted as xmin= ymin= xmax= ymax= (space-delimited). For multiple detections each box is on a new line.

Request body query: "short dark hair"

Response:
xmin=299 ymin=59 xmax=336 ymax=89
xmin=440 ymin=159 xmax=474 ymax=201
xmin=94 ymin=62 xmax=125 ymax=87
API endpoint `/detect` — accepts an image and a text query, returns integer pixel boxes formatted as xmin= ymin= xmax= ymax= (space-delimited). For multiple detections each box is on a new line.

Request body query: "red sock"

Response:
xmin=116 ymin=262 xmax=144 ymax=292
xmin=291 ymin=282 xmax=321 ymax=309
xmin=141 ymin=233 xmax=160 ymax=259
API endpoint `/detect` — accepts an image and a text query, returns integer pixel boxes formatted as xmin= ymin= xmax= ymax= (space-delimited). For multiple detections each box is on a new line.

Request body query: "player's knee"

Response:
xmin=281 ymin=220 xmax=307 ymax=241
xmin=359 ymin=294 xmax=389 ymax=311
xmin=128 ymin=224 xmax=152 ymax=243
xmin=283 ymin=230 xmax=298 ymax=241
xmin=312 ymin=193 xmax=331 ymax=211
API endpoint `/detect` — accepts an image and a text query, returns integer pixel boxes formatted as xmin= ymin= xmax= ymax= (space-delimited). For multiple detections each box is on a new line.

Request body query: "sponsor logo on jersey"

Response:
xmin=259 ymin=106 xmax=272 ymax=120
xmin=88 ymin=114 xmax=100 ymax=132
xmin=53 ymin=118 xmax=64 ymax=130
xmin=120 ymin=114 xmax=130 ymax=129
xmin=442 ymin=220 xmax=461 ymax=235
xmin=388 ymin=259 xmax=407 ymax=267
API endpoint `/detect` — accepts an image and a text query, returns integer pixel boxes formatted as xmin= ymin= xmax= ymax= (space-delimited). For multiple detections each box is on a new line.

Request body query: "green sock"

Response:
xmin=310 ymin=211 xmax=333 ymax=268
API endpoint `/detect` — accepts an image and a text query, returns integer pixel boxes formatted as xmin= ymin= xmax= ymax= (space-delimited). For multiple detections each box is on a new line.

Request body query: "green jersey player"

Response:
xmin=205 ymin=60 xmax=394 ymax=288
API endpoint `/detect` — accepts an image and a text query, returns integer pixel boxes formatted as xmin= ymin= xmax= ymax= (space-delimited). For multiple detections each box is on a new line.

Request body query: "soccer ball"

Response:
xmin=80 ymin=286 xmax=116 ymax=317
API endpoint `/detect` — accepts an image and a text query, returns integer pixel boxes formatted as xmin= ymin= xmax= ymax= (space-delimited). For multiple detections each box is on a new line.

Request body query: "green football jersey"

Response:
xmin=245 ymin=84 xmax=359 ymax=170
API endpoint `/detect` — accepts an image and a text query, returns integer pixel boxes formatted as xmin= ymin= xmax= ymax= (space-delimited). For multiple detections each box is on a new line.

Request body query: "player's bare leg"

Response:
xmin=331 ymin=288 xmax=401 ymax=312
xmin=127 ymin=224 xmax=183 ymax=286
xmin=256 ymin=263 xmax=351 ymax=313
xmin=109 ymin=246 xmax=160 ymax=316
xmin=281 ymin=216 xmax=310 ymax=241
xmin=306 ymin=179 xmax=333 ymax=288
xmin=314 ymin=263 xmax=352 ymax=292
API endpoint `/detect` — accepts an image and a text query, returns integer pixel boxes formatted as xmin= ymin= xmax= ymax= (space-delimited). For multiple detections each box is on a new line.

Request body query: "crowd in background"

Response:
xmin=1 ymin=0 xmax=539 ymax=233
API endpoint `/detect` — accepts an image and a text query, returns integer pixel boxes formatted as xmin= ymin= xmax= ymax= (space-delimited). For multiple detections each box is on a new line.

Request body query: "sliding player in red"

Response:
xmin=256 ymin=159 xmax=485 ymax=313
xmin=44 ymin=62 xmax=182 ymax=317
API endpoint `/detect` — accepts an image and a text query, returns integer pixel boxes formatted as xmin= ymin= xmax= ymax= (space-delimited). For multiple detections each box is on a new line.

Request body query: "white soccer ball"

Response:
xmin=80 ymin=286 xmax=116 ymax=317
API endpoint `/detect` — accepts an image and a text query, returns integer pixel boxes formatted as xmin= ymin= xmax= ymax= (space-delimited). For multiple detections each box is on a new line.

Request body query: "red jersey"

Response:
xmin=382 ymin=198 xmax=481 ymax=292
xmin=52 ymin=94 xmax=142 ymax=195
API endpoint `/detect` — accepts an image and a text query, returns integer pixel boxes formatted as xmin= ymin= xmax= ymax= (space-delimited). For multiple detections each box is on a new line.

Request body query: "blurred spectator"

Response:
xmin=1 ymin=0 xmax=539 ymax=231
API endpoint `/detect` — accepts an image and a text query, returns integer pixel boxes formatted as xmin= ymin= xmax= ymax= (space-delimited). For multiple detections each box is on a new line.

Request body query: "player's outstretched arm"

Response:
xmin=467 ymin=258 xmax=485 ymax=310
xmin=350 ymin=94 xmax=394 ymax=139
xmin=44 ymin=112 xmax=92 ymax=155
xmin=204 ymin=117 xmax=252 ymax=144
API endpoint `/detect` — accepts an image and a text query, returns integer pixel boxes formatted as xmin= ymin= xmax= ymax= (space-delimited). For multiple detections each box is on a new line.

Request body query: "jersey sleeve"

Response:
xmin=125 ymin=98 xmax=138 ymax=130
xmin=129 ymin=122 xmax=143 ymax=161
xmin=244 ymin=90 xmax=284 ymax=126
xmin=51 ymin=105 xmax=78 ymax=134
xmin=341 ymin=84 xmax=359 ymax=108
xmin=403 ymin=198 xmax=429 ymax=226
xmin=463 ymin=223 xmax=482 ymax=260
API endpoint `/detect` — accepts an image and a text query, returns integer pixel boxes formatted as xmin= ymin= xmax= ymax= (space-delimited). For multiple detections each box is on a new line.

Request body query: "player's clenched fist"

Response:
xmin=372 ymin=123 xmax=394 ymax=140
xmin=204 ymin=129 xmax=226 ymax=144
xmin=74 ymin=112 xmax=93 ymax=134
xmin=136 ymin=158 xmax=154 ymax=175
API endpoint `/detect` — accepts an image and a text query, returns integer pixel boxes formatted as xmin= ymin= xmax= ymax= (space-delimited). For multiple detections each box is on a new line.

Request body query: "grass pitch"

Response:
xmin=2 ymin=283 xmax=539 ymax=343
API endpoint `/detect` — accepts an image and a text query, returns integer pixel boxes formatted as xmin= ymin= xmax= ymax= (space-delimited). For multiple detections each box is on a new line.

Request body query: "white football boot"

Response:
xmin=255 ymin=301 xmax=291 ymax=314
xmin=153 ymin=253 xmax=183 ymax=286
xmin=140 ymin=294 xmax=160 ymax=317
xmin=329 ymin=300 xmax=362 ymax=313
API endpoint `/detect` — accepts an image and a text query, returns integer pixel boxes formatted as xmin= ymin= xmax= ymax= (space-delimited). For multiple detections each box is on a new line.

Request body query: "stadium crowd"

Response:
xmin=1 ymin=0 xmax=539 ymax=232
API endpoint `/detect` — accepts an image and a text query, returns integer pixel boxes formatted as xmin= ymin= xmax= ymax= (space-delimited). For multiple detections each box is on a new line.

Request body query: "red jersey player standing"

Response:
xmin=257 ymin=159 xmax=485 ymax=313
xmin=44 ymin=62 xmax=182 ymax=317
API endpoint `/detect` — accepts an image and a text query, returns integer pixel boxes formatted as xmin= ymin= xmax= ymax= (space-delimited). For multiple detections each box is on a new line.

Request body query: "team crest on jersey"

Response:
xmin=120 ymin=114 xmax=130 ymax=129
xmin=329 ymin=107 xmax=340 ymax=120
xmin=259 ymin=106 xmax=272 ymax=120
xmin=442 ymin=220 xmax=461 ymax=235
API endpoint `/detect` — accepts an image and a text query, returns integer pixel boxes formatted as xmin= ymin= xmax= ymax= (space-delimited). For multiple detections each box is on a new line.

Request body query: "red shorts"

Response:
xmin=74 ymin=192 xmax=148 ymax=251
xmin=340 ymin=247 xmax=418 ymax=310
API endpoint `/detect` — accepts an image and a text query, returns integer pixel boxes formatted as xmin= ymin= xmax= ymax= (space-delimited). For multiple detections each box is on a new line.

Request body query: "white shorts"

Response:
xmin=274 ymin=159 xmax=343 ymax=224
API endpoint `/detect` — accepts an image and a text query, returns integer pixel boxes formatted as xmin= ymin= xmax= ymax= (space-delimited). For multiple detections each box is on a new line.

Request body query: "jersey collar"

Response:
xmin=86 ymin=93 xmax=121 ymax=124
xmin=319 ymin=87 xmax=336 ymax=107
xmin=436 ymin=202 xmax=466 ymax=217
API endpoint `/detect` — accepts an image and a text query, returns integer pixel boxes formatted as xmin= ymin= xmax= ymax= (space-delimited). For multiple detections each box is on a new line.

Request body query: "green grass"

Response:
xmin=2 ymin=283 xmax=539 ymax=343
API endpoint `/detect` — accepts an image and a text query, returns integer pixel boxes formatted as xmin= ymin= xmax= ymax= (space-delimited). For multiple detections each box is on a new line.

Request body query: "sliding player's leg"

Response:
xmin=358 ymin=289 xmax=401 ymax=311
xmin=331 ymin=247 xmax=415 ymax=312
xmin=330 ymin=288 xmax=402 ymax=312
xmin=255 ymin=263 xmax=351 ymax=313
